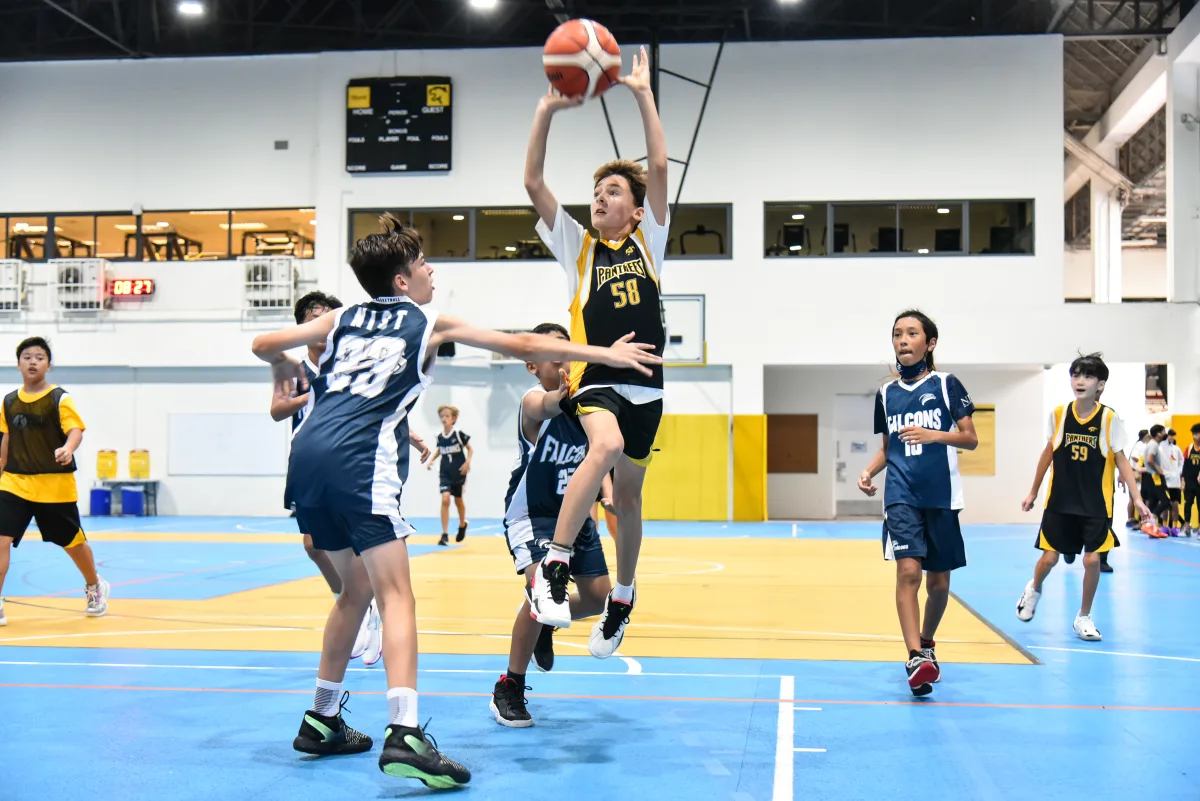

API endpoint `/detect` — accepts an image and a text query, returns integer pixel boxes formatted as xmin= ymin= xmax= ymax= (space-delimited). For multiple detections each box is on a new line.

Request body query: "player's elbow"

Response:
xmin=524 ymin=175 xmax=545 ymax=196
xmin=648 ymin=154 xmax=668 ymax=174
xmin=269 ymin=407 xmax=290 ymax=423
xmin=961 ymin=432 xmax=980 ymax=451
xmin=251 ymin=336 xmax=274 ymax=360
xmin=513 ymin=334 xmax=539 ymax=360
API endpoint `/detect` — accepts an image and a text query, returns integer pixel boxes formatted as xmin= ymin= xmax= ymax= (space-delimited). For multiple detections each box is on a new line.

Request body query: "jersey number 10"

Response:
xmin=904 ymin=443 xmax=923 ymax=457
xmin=327 ymin=334 xmax=409 ymax=399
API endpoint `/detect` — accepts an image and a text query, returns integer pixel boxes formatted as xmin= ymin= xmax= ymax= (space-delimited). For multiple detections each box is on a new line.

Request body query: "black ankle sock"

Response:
xmin=920 ymin=638 xmax=935 ymax=649
xmin=507 ymin=671 xmax=526 ymax=687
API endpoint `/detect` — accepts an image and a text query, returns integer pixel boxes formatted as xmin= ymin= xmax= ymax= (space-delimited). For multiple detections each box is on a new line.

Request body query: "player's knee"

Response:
xmin=441 ymin=493 xmax=451 ymax=506
xmin=589 ymin=432 xmax=624 ymax=465
xmin=896 ymin=560 xmax=923 ymax=585
xmin=1041 ymin=550 xmax=1061 ymax=567
xmin=612 ymin=485 xmax=641 ymax=516
xmin=925 ymin=571 xmax=950 ymax=594
xmin=1082 ymin=551 xmax=1101 ymax=567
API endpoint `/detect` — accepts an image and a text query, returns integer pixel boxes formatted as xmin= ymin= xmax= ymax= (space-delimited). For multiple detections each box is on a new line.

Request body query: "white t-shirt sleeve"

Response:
xmin=1045 ymin=409 xmax=1059 ymax=443
xmin=535 ymin=205 xmax=588 ymax=300
xmin=640 ymin=205 xmax=671 ymax=278
xmin=1108 ymin=413 xmax=1129 ymax=454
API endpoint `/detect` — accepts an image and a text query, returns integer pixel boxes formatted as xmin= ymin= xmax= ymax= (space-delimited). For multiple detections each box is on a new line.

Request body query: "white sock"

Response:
xmin=612 ymin=582 xmax=634 ymax=604
xmin=387 ymin=687 xmax=419 ymax=728
xmin=312 ymin=677 xmax=342 ymax=716
xmin=545 ymin=544 xmax=571 ymax=566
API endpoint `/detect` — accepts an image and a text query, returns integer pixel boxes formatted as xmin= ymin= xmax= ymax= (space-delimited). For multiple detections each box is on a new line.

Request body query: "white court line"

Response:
xmin=0 ymin=627 xmax=306 ymax=644
xmin=793 ymin=748 xmax=826 ymax=753
xmin=791 ymin=523 xmax=798 ymax=538
xmin=0 ymin=660 xmax=753 ymax=678
xmin=773 ymin=676 xmax=794 ymax=801
xmin=793 ymin=706 xmax=822 ymax=712
xmin=1028 ymin=645 xmax=1200 ymax=663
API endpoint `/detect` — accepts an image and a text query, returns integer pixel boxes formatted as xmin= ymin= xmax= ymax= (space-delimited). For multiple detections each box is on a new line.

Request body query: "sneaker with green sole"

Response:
xmin=378 ymin=720 xmax=470 ymax=788
xmin=292 ymin=692 xmax=373 ymax=756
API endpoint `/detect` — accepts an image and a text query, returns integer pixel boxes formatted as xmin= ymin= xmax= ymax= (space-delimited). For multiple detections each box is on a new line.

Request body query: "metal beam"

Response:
xmin=1064 ymin=131 xmax=1137 ymax=192
xmin=37 ymin=0 xmax=136 ymax=56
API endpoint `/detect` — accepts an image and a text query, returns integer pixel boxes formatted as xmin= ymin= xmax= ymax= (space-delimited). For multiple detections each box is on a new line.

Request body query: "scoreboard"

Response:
xmin=345 ymin=77 xmax=452 ymax=174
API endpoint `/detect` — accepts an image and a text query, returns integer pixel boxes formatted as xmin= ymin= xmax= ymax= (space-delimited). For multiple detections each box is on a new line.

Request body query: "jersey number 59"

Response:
xmin=327 ymin=334 xmax=409 ymax=399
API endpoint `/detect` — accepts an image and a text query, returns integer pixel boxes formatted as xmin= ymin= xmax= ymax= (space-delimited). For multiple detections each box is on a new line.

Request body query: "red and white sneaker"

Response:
xmin=905 ymin=653 xmax=937 ymax=696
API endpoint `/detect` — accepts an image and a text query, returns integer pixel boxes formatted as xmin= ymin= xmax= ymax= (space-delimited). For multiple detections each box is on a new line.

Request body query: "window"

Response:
xmin=53 ymin=216 xmax=97 ymax=258
xmin=7 ymin=216 xmax=50 ymax=260
xmin=95 ymin=215 xmax=137 ymax=260
xmin=764 ymin=200 xmax=1033 ymax=257
xmin=969 ymin=200 xmax=1034 ymax=254
xmin=141 ymin=211 xmax=228 ymax=261
xmin=667 ymin=205 xmax=730 ymax=258
xmin=233 ymin=209 xmax=315 ymax=258
xmin=475 ymin=207 xmax=546 ymax=260
xmin=412 ymin=210 xmax=470 ymax=259
xmin=765 ymin=203 xmax=828 ymax=257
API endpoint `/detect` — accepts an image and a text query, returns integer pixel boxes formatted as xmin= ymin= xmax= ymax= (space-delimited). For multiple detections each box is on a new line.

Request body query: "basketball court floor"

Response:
xmin=3 ymin=517 xmax=1197 ymax=800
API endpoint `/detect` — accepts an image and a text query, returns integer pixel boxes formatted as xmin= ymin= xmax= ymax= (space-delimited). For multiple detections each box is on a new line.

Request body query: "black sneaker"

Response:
xmin=456 ymin=521 xmax=468 ymax=543
xmin=905 ymin=653 xmax=937 ymax=697
xmin=489 ymin=674 xmax=533 ymax=728
xmin=438 ymin=533 xmax=449 ymax=547
xmin=379 ymin=720 xmax=471 ymax=788
xmin=919 ymin=639 xmax=941 ymax=683
xmin=1100 ymin=562 xmax=1114 ymax=573
xmin=293 ymin=692 xmax=374 ymax=756
xmin=1063 ymin=552 xmax=1076 ymax=564
xmin=533 ymin=624 xmax=555 ymax=672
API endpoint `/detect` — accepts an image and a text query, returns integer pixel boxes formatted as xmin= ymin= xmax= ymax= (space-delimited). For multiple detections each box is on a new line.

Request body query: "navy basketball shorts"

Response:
xmin=504 ymin=516 xmax=608 ymax=579
xmin=296 ymin=497 xmax=415 ymax=556
xmin=882 ymin=503 xmax=967 ymax=572
xmin=439 ymin=478 xmax=466 ymax=498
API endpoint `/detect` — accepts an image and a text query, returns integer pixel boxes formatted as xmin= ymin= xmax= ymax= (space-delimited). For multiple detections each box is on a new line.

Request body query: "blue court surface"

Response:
xmin=2 ymin=518 xmax=1198 ymax=800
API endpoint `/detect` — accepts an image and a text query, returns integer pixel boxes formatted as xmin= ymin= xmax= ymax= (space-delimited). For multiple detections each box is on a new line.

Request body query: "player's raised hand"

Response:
xmin=604 ymin=332 xmax=661 ymax=376
xmin=556 ymin=368 xmax=570 ymax=395
xmin=618 ymin=46 xmax=652 ymax=95
xmin=270 ymin=355 xmax=304 ymax=386
xmin=539 ymin=86 xmax=585 ymax=113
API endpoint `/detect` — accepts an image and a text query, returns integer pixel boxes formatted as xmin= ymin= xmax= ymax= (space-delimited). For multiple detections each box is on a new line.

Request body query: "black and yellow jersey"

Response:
xmin=0 ymin=385 xmax=86 ymax=503
xmin=1045 ymin=401 xmax=1128 ymax=519
xmin=536 ymin=204 xmax=668 ymax=400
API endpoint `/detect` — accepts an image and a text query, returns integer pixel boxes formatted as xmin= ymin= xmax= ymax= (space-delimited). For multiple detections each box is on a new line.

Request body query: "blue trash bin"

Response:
xmin=90 ymin=487 xmax=112 ymax=516
xmin=121 ymin=486 xmax=145 ymax=517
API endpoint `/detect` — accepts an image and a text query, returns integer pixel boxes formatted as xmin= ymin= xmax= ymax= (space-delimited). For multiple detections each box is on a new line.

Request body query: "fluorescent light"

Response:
xmin=788 ymin=245 xmax=803 ymax=251
xmin=504 ymin=245 xmax=517 ymax=252
xmin=299 ymin=209 xmax=316 ymax=213
xmin=917 ymin=248 xmax=930 ymax=254
xmin=1122 ymin=238 xmax=1160 ymax=247
xmin=1138 ymin=215 xmax=1167 ymax=223
xmin=469 ymin=0 xmax=498 ymax=8
xmin=309 ymin=219 xmax=317 ymax=225
xmin=452 ymin=214 xmax=465 ymax=221
xmin=178 ymin=1 xmax=204 ymax=17
xmin=937 ymin=208 xmax=950 ymax=214
xmin=219 ymin=222 xmax=268 ymax=230
xmin=188 ymin=210 xmax=229 ymax=215
xmin=156 ymin=221 xmax=170 ymax=227
xmin=778 ymin=0 xmax=801 ymax=4
xmin=791 ymin=213 xmax=805 ymax=220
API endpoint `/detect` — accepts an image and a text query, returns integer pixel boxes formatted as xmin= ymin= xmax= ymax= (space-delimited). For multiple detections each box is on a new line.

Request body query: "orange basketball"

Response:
xmin=543 ymin=19 xmax=621 ymax=99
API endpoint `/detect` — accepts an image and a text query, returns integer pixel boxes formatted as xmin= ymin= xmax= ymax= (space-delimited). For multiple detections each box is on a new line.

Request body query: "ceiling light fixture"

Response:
xmin=937 ymin=208 xmax=950 ymax=214
xmin=788 ymin=245 xmax=803 ymax=251
xmin=452 ymin=214 xmax=465 ymax=221
xmin=178 ymin=1 xmax=205 ymax=17
xmin=791 ymin=214 xmax=805 ymax=220
xmin=917 ymin=248 xmax=930 ymax=254
xmin=469 ymin=0 xmax=498 ymax=9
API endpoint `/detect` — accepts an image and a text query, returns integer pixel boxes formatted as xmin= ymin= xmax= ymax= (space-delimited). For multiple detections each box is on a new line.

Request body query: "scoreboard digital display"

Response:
xmin=110 ymin=278 xmax=155 ymax=298
xmin=345 ymin=77 xmax=452 ymax=174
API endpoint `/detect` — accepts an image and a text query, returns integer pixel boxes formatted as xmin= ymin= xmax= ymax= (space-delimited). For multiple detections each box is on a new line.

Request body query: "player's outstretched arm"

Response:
xmin=525 ymin=89 xmax=584 ymax=229
xmin=432 ymin=315 xmax=661 ymax=375
xmin=620 ymin=46 xmax=668 ymax=226
xmin=523 ymin=369 xmax=570 ymax=427
xmin=252 ymin=313 xmax=337 ymax=364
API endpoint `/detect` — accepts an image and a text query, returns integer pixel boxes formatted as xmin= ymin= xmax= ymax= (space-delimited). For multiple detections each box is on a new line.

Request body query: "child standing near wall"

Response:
xmin=1015 ymin=354 xmax=1150 ymax=641
xmin=1162 ymin=429 xmax=1184 ymax=536
xmin=427 ymin=406 xmax=471 ymax=546
xmin=0 ymin=337 xmax=108 ymax=625
xmin=857 ymin=311 xmax=978 ymax=697
xmin=1182 ymin=424 xmax=1200 ymax=536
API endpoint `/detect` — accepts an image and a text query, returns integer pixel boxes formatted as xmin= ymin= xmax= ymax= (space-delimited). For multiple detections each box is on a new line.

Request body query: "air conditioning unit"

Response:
xmin=50 ymin=259 xmax=112 ymax=312
xmin=240 ymin=256 xmax=298 ymax=312
xmin=0 ymin=260 xmax=27 ymax=313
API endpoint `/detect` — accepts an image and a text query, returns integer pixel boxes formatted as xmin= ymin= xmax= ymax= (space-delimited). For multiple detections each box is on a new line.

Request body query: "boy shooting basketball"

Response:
xmin=523 ymin=46 xmax=667 ymax=656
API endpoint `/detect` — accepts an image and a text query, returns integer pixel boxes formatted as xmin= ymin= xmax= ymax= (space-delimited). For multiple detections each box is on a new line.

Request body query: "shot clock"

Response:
xmin=110 ymin=278 xmax=155 ymax=298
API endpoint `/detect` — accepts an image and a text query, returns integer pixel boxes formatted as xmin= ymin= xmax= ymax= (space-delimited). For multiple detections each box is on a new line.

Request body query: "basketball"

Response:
xmin=542 ymin=18 xmax=621 ymax=99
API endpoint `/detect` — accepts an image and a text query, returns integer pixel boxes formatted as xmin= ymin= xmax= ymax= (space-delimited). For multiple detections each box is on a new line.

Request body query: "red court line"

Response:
xmin=37 ymin=554 xmax=305 ymax=598
xmin=3 ymin=683 xmax=1197 ymax=713
xmin=1129 ymin=548 xmax=1200 ymax=570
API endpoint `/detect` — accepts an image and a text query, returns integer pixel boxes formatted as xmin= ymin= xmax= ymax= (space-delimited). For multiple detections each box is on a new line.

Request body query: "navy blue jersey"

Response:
xmin=504 ymin=388 xmax=589 ymax=525
xmin=436 ymin=430 xmax=470 ymax=482
xmin=290 ymin=360 xmax=319 ymax=432
xmin=287 ymin=298 xmax=437 ymax=515
xmin=874 ymin=372 xmax=975 ymax=510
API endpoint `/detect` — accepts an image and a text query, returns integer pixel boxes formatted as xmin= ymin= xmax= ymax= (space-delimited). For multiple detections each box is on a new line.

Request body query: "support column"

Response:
xmin=731 ymin=363 xmax=766 ymax=521
xmin=1090 ymin=174 xmax=1124 ymax=303
xmin=1168 ymin=60 xmax=1200 ymax=303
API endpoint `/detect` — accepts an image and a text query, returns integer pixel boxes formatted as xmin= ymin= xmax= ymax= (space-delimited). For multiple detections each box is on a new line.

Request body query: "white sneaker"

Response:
xmin=1015 ymin=580 xmax=1040 ymax=622
xmin=85 ymin=578 xmax=110 ymax=617
xmin=589 ymin=584 xmax=636 ymax=659
xmin=1073 ymin=613 xmax=1102 ymax=641
xmin=363 ymin=604 xmax=383 ymax=666
xmin=529 ymin=558 xmax=571 ymax=629
xmin=0 ymin=598 xmax=6 ymax=626
xmin=350 ymin=600 xmax=374 ymax=659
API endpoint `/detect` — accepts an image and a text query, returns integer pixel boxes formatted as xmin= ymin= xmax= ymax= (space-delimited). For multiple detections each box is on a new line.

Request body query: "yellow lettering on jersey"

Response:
xmin=595 ymin=258 xmax=647 ymax=288
xmin=1064 ymin=433 xmax=1099 ymax=449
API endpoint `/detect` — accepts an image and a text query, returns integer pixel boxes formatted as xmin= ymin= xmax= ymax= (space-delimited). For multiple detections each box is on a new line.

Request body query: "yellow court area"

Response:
xmin=0 ymin=532 xmax=1030 ymax=665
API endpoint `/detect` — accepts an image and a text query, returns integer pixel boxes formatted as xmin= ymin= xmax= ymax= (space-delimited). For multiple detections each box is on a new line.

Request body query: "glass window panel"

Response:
xmin=899 ymin=202 xmax=963 ymax=255
xmin=7 ymin=216 xmax=50 ymax=261
xmin=969 ymin=200 xmax=1034 ymax=254
xmin=234 ymin=208 xmax=315 ymax=258
xmin=831 ymin=203 xmax=899 ymax=254
xmin=765 ymin=203 xmax=828 ymax=257
xmin=349 ymin=210 xmax=399 ymax=250
xmin=52 ymin=216 xmax=97 ymax=258
xmin=412 ymin=210 xmax=470 ymax=260
xmin=669 ymin=205 xmax=729 ymax=258
xmin=0 ymin=218 xmax=6 ymax=259
xmin=141 ymin=211 xmax=229 ymax=261
xmin=95 ymin=215 xmax=137 ymax=260
xmin=476 ymin=207 xmax=546 ymax=260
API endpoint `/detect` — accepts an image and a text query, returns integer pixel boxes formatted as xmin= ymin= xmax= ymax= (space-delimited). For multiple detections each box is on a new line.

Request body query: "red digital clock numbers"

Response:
xmin=110 ymin=279 xmax=155 ymax=298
